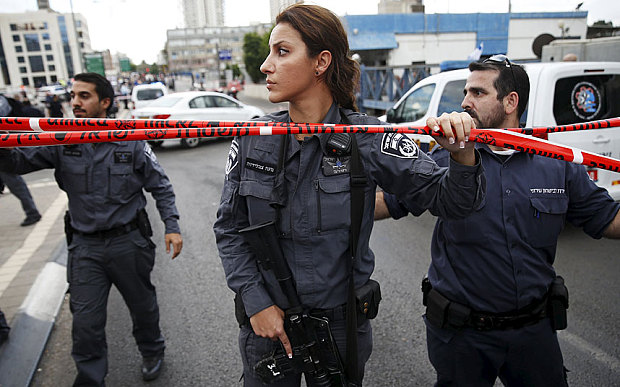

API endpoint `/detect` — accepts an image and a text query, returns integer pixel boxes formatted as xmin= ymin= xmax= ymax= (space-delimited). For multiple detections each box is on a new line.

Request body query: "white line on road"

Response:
xmin=0 ymin=192 xmax=67 ymax=297
xmin=559 ymin=330 xmax=620 ymax=373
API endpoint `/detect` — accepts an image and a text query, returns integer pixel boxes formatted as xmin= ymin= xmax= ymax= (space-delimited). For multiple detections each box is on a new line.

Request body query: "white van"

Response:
xmin=382 ymin=62 xmax=620 ymax=200
xmin=131 ymin=82 xmax=168 ymax=110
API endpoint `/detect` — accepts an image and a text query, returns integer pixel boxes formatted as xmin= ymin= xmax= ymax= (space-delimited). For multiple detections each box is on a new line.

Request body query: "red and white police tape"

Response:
xmin=0 ymin=117 xmax=619 ymax=173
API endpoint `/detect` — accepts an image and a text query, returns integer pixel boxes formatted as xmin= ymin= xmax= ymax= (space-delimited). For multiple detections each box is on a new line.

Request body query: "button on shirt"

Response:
xmin=385 ymin=144 xmax=620 ymax=313
xmin=0 ymin=142 xmax=180 ymax=234
xmin=214 ymin=103 xmax=485 ymax=317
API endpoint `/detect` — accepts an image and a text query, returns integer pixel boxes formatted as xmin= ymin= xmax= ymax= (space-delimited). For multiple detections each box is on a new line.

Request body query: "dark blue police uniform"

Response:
xmin=0 ymin=141 xmax=180 ymax=386
xmin=384 ymin=143 xmax=620 ymax=386
xmin=214 ymin=103 xmax=485 ymax=386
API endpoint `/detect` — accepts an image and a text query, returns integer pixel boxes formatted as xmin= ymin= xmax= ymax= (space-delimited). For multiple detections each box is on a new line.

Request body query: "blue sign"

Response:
xmin=218 ymin=49 xmax=232 ymax=60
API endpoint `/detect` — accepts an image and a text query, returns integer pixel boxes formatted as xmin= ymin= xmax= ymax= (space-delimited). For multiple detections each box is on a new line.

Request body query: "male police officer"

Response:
xmin=377 ymin=57 xmax=620 ymax=386
xmin=0 ymin=73 xmax=183 ymax=386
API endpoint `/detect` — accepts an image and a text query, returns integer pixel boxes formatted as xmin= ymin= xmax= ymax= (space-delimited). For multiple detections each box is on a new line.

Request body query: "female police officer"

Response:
xmin=213 ymin=4 xmax=484 ymax=386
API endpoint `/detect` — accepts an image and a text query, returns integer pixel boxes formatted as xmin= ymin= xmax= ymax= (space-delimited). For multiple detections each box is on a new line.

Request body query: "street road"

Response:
xmin=29 ymin=137 xmax=620 ymax=386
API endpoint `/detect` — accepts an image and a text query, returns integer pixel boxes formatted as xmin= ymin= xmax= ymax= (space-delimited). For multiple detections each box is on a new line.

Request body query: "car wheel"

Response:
xmin=181 ymin=138 xmax=200 ymax=148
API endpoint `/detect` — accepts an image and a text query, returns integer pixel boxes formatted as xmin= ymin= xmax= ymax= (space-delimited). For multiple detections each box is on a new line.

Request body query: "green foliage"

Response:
xmin=243 ymin=30 xmax=270 ymax=83
xmin=225 ymin=63 xmax=242 ymax=79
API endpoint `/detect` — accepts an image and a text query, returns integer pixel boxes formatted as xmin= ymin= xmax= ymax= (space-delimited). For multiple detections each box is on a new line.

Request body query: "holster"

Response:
xmin=548 ymin=275 xmax=569 ymax=330
xmin=425 ymin=288 xmax=471 ymax=329
xmin=137 ymin=208 xmax=153 ymax=237
xmin=355 ymin=279 xmax=381 ymax=320
xmin=234 ymin=293 xmax=250 ymax=328
xmin=64 ymin=211 xmax=73 ymax=245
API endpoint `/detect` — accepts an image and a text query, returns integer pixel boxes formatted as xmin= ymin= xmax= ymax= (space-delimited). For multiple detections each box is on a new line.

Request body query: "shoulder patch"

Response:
xmin=226 ymin=139 xmax=239 ymax=176
xmin=144 ymin=142 xmax=157 ymax=162
xmin=381 ymin=133 xmax=419 ymax=159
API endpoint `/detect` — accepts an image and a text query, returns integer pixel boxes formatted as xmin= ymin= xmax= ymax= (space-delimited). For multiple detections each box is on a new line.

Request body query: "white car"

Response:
xmin=131 ymin=91 xmax=265 ymax=148
xmin=131 ymin=82 xmax=168 ymax=110
xmin=382 ymin=62 xmax=620 ymax=200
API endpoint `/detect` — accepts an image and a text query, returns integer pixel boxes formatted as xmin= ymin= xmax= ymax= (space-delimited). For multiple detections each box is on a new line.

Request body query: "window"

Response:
xmin=78 ymin=31 xmax=83 ymax=38
xmin=15 ymin=46 xmax=23 ymax=53
xmin=29 ymin=56 xmax=44 ymax=72
xmin=76 ymin=20 xmax=82 ymax=27
xmin=24 ymin=34 xmax=40 ymax=51
xmin=46 ymin=55 xmax=53 ymax=61
xmin=19 ymin=67 xmax=27 ymax=73
xmin=12 ymin=35 xmax=20 ymax=42
xmin=22 ymin=77 xmax=30 ymax=86
xmin=17 ymin=56 xmax=25 ymax=63
xmin=10 ymin=24 xmax=17 ymax=31
xmin=437 ymin=80 xmax=467 ymax=115
xmin=33 ymin=76 xmax=47 ymax=88
xmin=80 ymin=42 xmax=84 ymax=48
xmin=389 ymin=84 xmax=436 ymax=123
xmin=44 ymin=44 xmax=51 ymax=51
xmin=212 ymin=96 xmax=238 ymax=108
xmin=51 ymin=75 xmax=57 ymax=83
xmin=42 ymin=33 xmax=50 ymax=40
xmin=136 ymin=88 xmax=164 ymax=101
xmin=553 ymin=74 xmax=620 ymax=125
xmin=48 ymin=64 xmax=55 ymax=71
xmin=189 ymin=96 xmax=214 ymax=108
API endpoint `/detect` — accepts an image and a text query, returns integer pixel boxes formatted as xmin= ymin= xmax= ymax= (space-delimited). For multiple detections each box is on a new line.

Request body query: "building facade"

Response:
xmin=343 ymin=12 xmax=588 ymax=68
xmin=166 ymin=23 xmax=272 ymax=82
xmin=269 ymin=0 xmax=303 ymax=22
xmin=0 ymin=8 xmax=91 ymax=90
xmin=182 ymin=0 xmax=224 ymax=28
xmin=378 ymin=0 xmax=424 ymax=14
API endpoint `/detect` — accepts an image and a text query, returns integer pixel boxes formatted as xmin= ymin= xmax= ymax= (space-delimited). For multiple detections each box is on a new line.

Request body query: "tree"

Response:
xmin=243 ymin=31 xmax=270 ymax=83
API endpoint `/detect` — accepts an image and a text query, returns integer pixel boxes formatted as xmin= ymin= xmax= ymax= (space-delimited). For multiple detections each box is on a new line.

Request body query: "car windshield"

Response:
xmin=393 ymin=83 xmax=435 ymax=122
xmin=147 ymin=96 xmax=182 ymax=108
xmin=136 ymin=89 xmax=164 ymax=100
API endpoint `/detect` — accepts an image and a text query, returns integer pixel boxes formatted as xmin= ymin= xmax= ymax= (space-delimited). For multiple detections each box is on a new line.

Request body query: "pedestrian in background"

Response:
xmin=214 ymin=4 xmax=483 ymax=386
xmin=376 ymin=56 xmax=620 ymax=386
xmin=48 ymin=94 xmax=64 ymax=117
xmin=0 ymin=73 xmax=183 ymax=386
xmin=0 ymin=95 xmax=42 ymax=226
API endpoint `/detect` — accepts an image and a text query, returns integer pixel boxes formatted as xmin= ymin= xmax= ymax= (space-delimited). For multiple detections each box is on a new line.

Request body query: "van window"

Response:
xmin=553 ymin=74 xmax=620 ymax=125
xmin=438 ymin=80 xmax=466 ymax=115
xmin=136 ymin=88 xmax=164 ymax=101
xmin=393 ymin=84 xmax=435 ymax=122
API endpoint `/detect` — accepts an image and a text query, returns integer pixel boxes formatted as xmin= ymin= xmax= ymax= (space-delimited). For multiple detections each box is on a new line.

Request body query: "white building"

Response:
xmin=0 ymin=9 xmax=91 ymax=91
xmin=182 ymin=0 xmax=224 ymax=28
xmin=269 ymin=0 xmax=303 ymax=22
xmin=378 ymin=0 xmax=424 ymax=14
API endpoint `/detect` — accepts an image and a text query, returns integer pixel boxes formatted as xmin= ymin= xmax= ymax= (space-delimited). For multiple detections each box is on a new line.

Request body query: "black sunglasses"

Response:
xmin=483 ymin=54 xmax=518 ymax=96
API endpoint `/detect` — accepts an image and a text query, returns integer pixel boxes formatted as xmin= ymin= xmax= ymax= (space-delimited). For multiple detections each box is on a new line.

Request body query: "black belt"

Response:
xmin=310 ymin=304 xmax=347 ymax=322
xmin=467 ymin=303 xmax=547 ymax=331
xmin=75 ymin=219 xmax=139 ymax=239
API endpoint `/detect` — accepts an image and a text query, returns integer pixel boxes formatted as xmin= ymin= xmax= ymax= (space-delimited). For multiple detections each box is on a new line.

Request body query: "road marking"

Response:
xmin=559 ymin=330 xmax=620 ymax=373
xmin=0 ymin=192 xmax=67 ymax=297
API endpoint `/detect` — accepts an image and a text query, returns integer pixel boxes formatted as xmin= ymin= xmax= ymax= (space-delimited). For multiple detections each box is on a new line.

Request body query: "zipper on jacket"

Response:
xmin=314 ymin=179 xmax=322 ymax=234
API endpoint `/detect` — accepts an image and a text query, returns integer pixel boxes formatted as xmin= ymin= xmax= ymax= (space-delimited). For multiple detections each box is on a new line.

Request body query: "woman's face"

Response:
xmin=260 ymin=22 xmax=318 ymax=104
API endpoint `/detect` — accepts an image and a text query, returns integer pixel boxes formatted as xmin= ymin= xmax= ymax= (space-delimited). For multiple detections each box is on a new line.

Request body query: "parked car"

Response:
xmin=36 ymin=85 xmax=68 ymax=104
xmin=381 ymin=61 xmax=620 ymax=200
xmin=131 ymin=91 xmax=265 ymax=148
xmin=131 ymin=82 xmax=168 ymax=110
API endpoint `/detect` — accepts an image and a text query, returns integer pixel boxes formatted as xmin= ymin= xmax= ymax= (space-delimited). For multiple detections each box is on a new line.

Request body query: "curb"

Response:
xmin=0 ymin=239 xmax=68 ymax=387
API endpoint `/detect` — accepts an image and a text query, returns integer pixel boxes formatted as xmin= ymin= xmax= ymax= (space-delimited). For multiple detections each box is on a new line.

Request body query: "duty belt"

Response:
xmin=74 ymin=219 xmax=139 ymax=239
xmin=422 ymin=278 xmax=548 ymax=331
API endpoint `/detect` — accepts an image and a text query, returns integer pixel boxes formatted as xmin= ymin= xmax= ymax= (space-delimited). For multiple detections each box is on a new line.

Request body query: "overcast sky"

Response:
xmin=1 ymin=0 xmax=618 ymax=64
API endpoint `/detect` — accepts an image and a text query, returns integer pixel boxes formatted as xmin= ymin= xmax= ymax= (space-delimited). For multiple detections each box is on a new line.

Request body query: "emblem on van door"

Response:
xmin=571 ymin=81 xmax=601 ymax=120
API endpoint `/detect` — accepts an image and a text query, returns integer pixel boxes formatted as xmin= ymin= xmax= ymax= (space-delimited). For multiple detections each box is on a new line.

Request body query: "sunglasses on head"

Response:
xmin=483 ymin=54 xmax=518 ymax=95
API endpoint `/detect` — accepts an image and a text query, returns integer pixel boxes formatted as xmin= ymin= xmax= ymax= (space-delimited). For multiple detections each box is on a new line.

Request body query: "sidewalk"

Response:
xmin=0 ymin=170 xmax=68 ymax=386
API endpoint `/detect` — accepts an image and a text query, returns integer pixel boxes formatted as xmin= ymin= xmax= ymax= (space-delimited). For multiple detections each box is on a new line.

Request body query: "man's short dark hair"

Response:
xmin=468 ymin=59 xmax=530 ymax=118
xmin=73 ymin=73 xmax=115 ymax=115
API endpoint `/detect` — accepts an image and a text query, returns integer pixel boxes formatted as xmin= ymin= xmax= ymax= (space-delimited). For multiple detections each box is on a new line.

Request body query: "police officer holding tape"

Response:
xmin=0 ymin=73 xmax=183 ymax=386
xmin=377 ymin=57 xmax=620 ymax=386
xmin=214 ymin=5 xmax=484 ymax=386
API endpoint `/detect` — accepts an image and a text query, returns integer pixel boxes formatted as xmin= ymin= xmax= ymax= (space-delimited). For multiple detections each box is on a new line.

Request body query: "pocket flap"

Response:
xmin=240 ymin=180 xmax=272 ymax=200
xmin=530 ymin=196 xmax=568 ymax=215
xmin=318 ymin=178 xmax=350 ymax=194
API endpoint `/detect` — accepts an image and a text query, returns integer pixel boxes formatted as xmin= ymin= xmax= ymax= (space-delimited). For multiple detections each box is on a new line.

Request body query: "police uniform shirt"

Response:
xmin=214 ymin=103 xmax=485 ymax=317
xmin=384 ymin=144 xmax=620 ymax=313
xmin=0 ymin=141 xmax=180 ymax=234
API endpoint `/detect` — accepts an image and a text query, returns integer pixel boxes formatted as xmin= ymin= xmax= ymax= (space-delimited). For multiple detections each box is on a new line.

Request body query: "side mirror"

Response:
xmin=386 ymin=107 xmax=400 ymax=123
